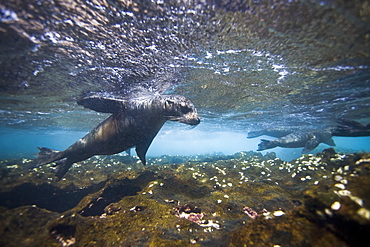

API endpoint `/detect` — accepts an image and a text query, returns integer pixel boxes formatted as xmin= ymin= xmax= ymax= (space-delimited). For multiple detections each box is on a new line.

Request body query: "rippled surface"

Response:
xmin=1 ymin=0 xmax=369 ymax=132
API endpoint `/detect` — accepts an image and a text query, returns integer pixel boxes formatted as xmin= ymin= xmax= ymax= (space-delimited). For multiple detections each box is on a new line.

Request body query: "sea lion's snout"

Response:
xmin=190 ymin=116 xmax=201 ymax=125
xmin=164 ymin=96 xmax=200 ymax=126
xmin=180 ymin=113 xmax=200 ymax=125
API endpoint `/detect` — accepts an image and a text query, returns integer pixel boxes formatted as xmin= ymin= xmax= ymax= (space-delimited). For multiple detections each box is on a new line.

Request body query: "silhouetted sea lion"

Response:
xmin=257 ymin=129 xmax=335 ymax=153
xmin=332 ymin=118 xmax=370 ymax=137
xmin=33 ymin=94 xmax=200 ymax=181
xmin=247 ymin=128 xmax=299 ymax=138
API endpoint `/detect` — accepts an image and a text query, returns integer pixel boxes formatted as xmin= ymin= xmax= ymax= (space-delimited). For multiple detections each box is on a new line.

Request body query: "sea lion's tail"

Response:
xmin=257 ymin=139 xmax=276 ymax=151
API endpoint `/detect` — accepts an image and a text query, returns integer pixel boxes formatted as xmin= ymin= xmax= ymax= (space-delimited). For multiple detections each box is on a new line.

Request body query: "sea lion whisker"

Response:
xmin=166 ymin=116 xmax=183 ymax=121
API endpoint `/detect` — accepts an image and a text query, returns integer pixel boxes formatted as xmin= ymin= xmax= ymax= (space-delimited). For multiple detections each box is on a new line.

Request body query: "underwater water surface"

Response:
xmin=0 ymin=0 xmax=370 ymax=246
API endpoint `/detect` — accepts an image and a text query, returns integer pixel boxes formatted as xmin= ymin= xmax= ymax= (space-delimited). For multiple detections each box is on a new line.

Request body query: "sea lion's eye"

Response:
xmin=166 ymin=100 xmax=175 ymax=108
xmin=180 ymin=105 xmax=192 ymax=114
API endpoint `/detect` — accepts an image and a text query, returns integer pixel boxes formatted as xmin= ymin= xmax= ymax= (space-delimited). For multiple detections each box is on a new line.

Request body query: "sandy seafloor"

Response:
xmin=0 ymin=149 xmax=369 ymax=246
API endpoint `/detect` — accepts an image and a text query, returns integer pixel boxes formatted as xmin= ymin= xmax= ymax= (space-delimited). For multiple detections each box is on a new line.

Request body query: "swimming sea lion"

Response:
xmin=332 ymin=118 xmax=370 ymax=137
xmin=247 ymin=128 xmax=299 ymax=138
xmin=33 ymin=94 xmax=200 ymax=181
xmin=257 ymin=129 xmax=335 ymax=153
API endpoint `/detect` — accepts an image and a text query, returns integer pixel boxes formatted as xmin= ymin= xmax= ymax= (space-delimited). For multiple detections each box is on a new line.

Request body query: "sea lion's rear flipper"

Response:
xmin=247 ymin=130 xmax=263 ymax=138
xmin=33 ymin=147 xmax=72 ymax=181
xmin=54 ymin=158 xmax=74 ymax=181
xmin=77 ymin=94 xmax=128 ymax=113
xmin=33 ymin=147 xmax=65 ymax=167
xmin=333 ymin=118 xmax=370 ymax=137
xmin=257 ymin=139 xmax=276 ymax=151
xmin=337 ymin=118 xmax=366 ymax=129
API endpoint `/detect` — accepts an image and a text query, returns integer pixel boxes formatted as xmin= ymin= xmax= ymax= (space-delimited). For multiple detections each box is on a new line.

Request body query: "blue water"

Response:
xmin=1 ymin=125 xmax=369 ymax=161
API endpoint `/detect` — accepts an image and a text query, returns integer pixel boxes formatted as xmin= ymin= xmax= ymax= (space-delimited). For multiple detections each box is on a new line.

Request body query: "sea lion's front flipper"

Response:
xmin=135 ymin=140 xmax=154 ymax=166
xmin=33 ymin=147 xmax=65 ymax=167
xmin=77 ymin=94 xmax=128 ymax=113
xmin=323 ymin=137 xmax=336 ymax=146
xmin=302 ymin=137 xmax=319 ymax=153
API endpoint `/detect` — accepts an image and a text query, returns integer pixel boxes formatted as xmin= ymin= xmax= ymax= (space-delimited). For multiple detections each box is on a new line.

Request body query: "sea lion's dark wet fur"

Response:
xmin=247 ymin=128 xmax=299 ymax=138
xmin=249 ymin=119 xmax=370 ymax=143
xmin=33 ymin=94 xmax=200 ymax=181
xmin=257 ymin=129 xmax=335 ymax=153
xmin=332 ymin=118 xmax=370 ymax=137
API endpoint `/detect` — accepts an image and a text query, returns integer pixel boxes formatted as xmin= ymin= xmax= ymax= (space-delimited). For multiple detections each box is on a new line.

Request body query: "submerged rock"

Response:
xmin=0 ymin=150 xmax=369 ymax=246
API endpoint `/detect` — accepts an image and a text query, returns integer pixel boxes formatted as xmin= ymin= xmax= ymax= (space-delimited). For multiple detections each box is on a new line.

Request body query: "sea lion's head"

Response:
xmin=162 ymin=95 xmax=200 ymax=125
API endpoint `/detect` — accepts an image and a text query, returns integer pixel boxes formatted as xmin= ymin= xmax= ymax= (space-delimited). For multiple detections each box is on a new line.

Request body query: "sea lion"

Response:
xmin=33 ymin=94 xmax=200 ymax=181
xmin=247 ymin=128 xmax=299 ymax=138
xmin=332 ymin=118 xmax=370 ymax=137
xmin=257 ymin=129 xmax=335 ymax=153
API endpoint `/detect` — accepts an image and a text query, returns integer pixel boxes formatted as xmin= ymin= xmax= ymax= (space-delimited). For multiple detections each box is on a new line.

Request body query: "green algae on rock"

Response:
xmin=0 ymin=150 xmax=369 ymax=246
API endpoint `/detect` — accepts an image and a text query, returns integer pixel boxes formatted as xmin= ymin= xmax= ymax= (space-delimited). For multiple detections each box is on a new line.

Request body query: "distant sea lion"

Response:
xmin=33 ymin=94 xmax=200 ymax=181
xmin=247 ymin=128 xmax=298 ymax=138
xmin=257 ymin=129 xmax=335 ymax=153
xmin=332 ymin=118 xmax=370 ymax=137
